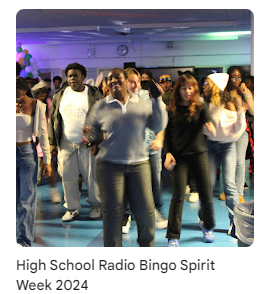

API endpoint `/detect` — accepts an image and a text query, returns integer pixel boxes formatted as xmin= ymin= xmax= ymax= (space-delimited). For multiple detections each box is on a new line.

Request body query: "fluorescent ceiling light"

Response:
xmin=16 ymin=26 xmax=99 ymax=33
xmin=172 ymin=27 xmax=189 ymax=29
xmin=150 ymin=30 xmax=251 ymax=41
xmin=207 ymin=31 xmax=251 ymax=37
xmin=150 ymin=36 xmax=239 ymax=41
xmin=122 ymin=21 xmax=236 ymax=29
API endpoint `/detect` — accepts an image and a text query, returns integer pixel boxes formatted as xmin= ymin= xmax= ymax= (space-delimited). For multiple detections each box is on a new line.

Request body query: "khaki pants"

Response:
xmin=58 ymin=138 xmax=100 ymax=210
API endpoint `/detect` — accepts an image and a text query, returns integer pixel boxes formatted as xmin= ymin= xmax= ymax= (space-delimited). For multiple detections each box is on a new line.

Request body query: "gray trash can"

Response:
xmin=233 ymin=200 xmax=254 ymax=247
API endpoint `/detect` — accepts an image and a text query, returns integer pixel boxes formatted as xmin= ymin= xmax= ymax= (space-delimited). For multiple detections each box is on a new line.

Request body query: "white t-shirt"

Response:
xmin=59 ymin=86 xmax=89 ymax=143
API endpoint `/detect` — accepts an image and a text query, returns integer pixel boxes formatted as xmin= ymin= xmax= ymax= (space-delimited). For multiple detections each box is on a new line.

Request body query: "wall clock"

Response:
xmin=117 ymin=45 xmax=128 ymax=56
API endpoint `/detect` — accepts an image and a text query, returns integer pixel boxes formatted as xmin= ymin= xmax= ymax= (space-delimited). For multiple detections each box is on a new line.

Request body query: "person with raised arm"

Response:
xmin=82 ymin=68 xmax=168 ymax=247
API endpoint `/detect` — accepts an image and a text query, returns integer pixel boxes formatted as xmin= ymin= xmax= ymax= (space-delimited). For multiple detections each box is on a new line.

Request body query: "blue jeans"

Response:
xmin=149 ymin=150 xmax=162 ymax=210
xmin=236 ymin=131 xmax=249 ymax=196
xmin=16 ymin=142 xmax=38 ymax=246
xmin=208 ymin=140 xmax=239 ymax=222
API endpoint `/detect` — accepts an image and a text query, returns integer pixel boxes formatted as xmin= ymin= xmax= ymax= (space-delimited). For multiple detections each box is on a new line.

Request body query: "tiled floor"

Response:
xmin=33 ymin=166 xmax=254 ymax=247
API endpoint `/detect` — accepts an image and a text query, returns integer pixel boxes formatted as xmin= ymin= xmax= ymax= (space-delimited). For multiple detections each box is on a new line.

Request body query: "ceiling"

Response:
xmin=16 ymin=9 xmax=252 ymax=45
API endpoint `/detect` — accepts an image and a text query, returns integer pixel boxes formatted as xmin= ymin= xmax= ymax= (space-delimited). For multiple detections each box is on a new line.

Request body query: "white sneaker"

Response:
xmin=50 ymin=188 xmax=62 ymax=203
xmin=155 ymin=209 xmax=168 ymax=229
xmin=185 ymin=185 xmax=190 ymax=195
xmin=17 ymin=242 xmax=30 ymax=247
xmin=62 ymin=210 xmax=79 ymax=222
xmin=89 ymin=206 xmax=102 ymax=220
xmin=188 ymin=192 xmax=199 ymax=202
xmin=122 ymin=214 xmax=131 ymax=234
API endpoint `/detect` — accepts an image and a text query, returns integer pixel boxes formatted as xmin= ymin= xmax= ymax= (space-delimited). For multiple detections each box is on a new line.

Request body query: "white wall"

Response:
xmin=23 ymin=37 xmax=251 ymax=81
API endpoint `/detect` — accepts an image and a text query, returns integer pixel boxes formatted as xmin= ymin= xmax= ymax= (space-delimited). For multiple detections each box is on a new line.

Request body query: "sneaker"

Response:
xmin=219 ymin=192 xmax=226 ymax=201
xmin=122 ymin=214 xmax=131 ymax=234
xmin=50 ymin=188 xmax=62 ymax=203
xmin=185 ymin=185 xmax=190 ymax=195
xmin=244 ymin=182 xmax=249 ymax=190
xmin=187 ymin=192 xmax=199 ymax=202
xmin=168 ymin=239 xmax=180 ymax=247
xmin=202 ymin=228 xmax=215 ymax=243
xmin=198 ymin=218 xmax=204 ymax=229
xmin=89 ymin=206 xmax=102 ymax=220
xmin=155 ymin=209 xmax=168 ymax=229
xmin=62 ymin=210 xmax=79 ymax=222
xmin=17 ymin=243 xmax=30 ymax=247
xmin=199 ymin=218 xmax=215 ymax=243
xmin=228 ymin=223 xmax=237 ymax=239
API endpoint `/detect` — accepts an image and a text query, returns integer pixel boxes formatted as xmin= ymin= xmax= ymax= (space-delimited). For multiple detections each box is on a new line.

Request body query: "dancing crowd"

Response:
xmin=16 ymin=62 xmax=254 ymax=247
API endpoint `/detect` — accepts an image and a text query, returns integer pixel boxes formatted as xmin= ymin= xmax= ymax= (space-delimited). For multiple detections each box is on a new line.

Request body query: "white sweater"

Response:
xmin=203 ymin=103 xmax=246 ymax=143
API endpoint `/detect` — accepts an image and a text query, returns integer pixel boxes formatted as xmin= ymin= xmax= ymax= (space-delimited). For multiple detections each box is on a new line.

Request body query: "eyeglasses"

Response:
xmin=231 ymin=77 xmax=242 ymax=81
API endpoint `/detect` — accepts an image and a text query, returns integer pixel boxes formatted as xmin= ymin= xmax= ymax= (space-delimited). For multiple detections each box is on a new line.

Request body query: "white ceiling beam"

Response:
xmin=122 ymin=21 xmax=236 ymax=29
xmin=16 ymin=26 xmax=99 ymax=33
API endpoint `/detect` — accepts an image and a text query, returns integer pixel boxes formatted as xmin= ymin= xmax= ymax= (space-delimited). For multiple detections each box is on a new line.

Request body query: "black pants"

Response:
xmin=124 ymin=152 xmax=162 ymax=215
xmin=96 ymin=159 xmax=155 ymax=247
xmin=166 ymin=151 xmax=215 ymax=240
xmin=188 ymin=167 xmax=198 ymax=193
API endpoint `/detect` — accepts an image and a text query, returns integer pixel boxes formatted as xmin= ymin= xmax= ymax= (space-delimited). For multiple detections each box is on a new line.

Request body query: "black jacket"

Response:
xmin=164 ymin=103 xmax=211 ymax=160
xmin=48 ymin=84 xmax=102 ymax=146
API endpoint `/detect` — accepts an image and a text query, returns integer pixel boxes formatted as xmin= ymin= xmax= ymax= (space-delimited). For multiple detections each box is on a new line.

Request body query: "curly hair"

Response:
xmin=225 ymin=66 xmax=245 ymax=93
xmin=16 ymin=77 xmax=29 ymax=91
xmin=65 ymin=63 xmax=87 ymax=77
xmin=208 ymin=77 xmax=239 ymax=110
xmin=169 ymin=74 xmax=202 ymax=121
xmin=53 ymin=76 xmax=62 ymax=83
xmin=208 ymin=78 xmax=222 ymax=107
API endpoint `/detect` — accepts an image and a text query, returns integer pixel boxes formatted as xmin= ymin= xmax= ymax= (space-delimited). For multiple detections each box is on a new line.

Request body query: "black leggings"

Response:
xmin=166 ymin=151 xmax=215 ymax=240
